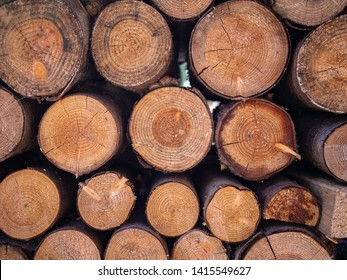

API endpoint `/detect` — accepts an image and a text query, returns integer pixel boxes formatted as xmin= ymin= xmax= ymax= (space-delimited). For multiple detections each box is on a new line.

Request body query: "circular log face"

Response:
xmin=38 ymin=94 xmax=123 ymax=177
xmin=146 ymin=182 xmax=199 ymax=237
xmin=152 ymin=0 xmax=213 ymax=20
xmin=270 ymin=0 xmax=347 ymax=27
xmin=324 ymin=123 xmax=347 ymax=182
xmin=0 ymin=169 xmax=60 ymax=240
xmin=34 ymin=230 xmax=101 ymax=260
xmin=0 ymin=0 xmax=86 ymax=97
xmin=104 ymin=228 xmax=168 ymax=260
xmin=216 ymin=99 xmax=297 ymax=181
xmin=172 ymin=230 xmax=228 ymax=260
xmin=0 ymin=88 xmax=24 ymax=161
xmin=190 ymin=0 xmax=289 ymax=99
xmin=129 ymin=87 xmax=213 ymax=172
xmin=206 ymin=186 xmax=260 ymax=243
xmin=92 ymin=0 xmax=173 ymax=91
xmin=77 ymin=172 xmax=136 ymax=230
xmin=0 ymin=245 xmax=28 ymax=260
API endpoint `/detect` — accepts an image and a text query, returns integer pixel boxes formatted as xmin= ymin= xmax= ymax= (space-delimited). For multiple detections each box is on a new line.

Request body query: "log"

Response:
xmin=265 ymin=0 xmax=347 ymax=28
xmin=77 ymin=171 xmax=136 ymax=231
xmin=278 ymin=15 xmax=347 ymax=113
xmin=293 ymin=113 xmax=347 ymax=183
xmin=0 ymin=0 xmax=90 ymax=100
xmin=0 ymin=167 xmax=74 ymax=240
xmin=151 ymin=0 xmax=213 ymax=21
xmin=189 ymin=0 xmax=289 ymax=99
xmin=91 ymin=0 xmax=173 ymax=93
xmin=145 ymin=174 xmax=199 ymax=237
xmin=285 ymin=166 xmax=347 ymax=239
xmin=0 ymin=87 xmax=40 ymax=162
xmin=34 ymin=220 xmax=103 ymax=260
xmin=253 ymin=175 xmax=320 ymax=227
xmin=38 ymin=92 xmax=124 ymax=178
xmin=129 ymin=86 xmax=213 ymax=172
xmin=215 ymin=99 xmax=299 ymax=181
xmin=198 ymin=171 xmax=261 ymax=243
xmin=235 ymin=223 xmax=332 ymax=260
xmin=0 ymin=244 xmax=28 ymax=260
xmin=171 ymin=228 xmax=228 ymax=260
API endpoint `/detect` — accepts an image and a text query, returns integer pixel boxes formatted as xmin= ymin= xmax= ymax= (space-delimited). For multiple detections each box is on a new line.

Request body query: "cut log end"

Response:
xmin=91 ymin=0 xmax=173 ymax=92
xmin=0 ymin=0 xmax=87 ymax=98
xmin=104 ymin=228 xmax=168 ymax=260
xmin=146 ymin=182 xmax=199 ymax=237
xmin=205 ymin=186 xmax=260 ymax=243
xmin=77 ymin=172 xmax=136 ymax=231
xmin=216 ymin=99 xmax=297 ymax=181
xmin=297 ymin=15 xmax=347 ymax=113
xmin=269 ymin=0 xmax=347 ymax=27
xmin=152 ymin=0 xmax=213 ymax=21
xmin=0 ymin=244 xmax=28 ymax=260
xmin=263 ymin=186 xmax=320 ymax=227
xmin=172 ymin=229 xmax=228 ymax=260
xmin=242 ymin=231 xmax=332 ymax=260
xmin=129 ymin=87 xmax=213 ymax=172
xmin=0 ymin=169 xmax=61 ymax=240
xmin=38 ymin=94 xmax=123 ymax=177
xmin=190 ymin=0 xmax=289 ymax=99
xmin=324 ymin=123 xmax=347 ymax=182
xmin=34 ymin=229 xmax=101 ymax=260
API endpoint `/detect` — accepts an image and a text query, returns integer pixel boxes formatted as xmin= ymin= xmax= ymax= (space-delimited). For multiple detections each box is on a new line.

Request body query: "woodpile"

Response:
xmin=0 ymin=0 xmax=346 ymax=260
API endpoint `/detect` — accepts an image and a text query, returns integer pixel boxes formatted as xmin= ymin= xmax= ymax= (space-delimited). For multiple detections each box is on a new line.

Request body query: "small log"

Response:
xmin=34 ymin=220 xmax=103 ymax=260
xmin=189 ymin=0 xmax=289 ymax=99
xmin=215 ymin=99 xmax=298 ymax=181
xmin=171 ymin=228 xmax=228 ymax=260
xmin=91 ymin=0 xmax=173 ymax=93
xmin=145 ymin=174 xmax=199 ymax=237
xmin=279 ymin=15 xmax=347 ymax=113
xmin=38 ymin=92 xmax=124 ymax=178
xmin=129 ymin=86 xmax=213 ymax=172
xmin=285 ymin=166 xmax=347 ymax=239
xmin=151 ymin=0 xmax=213 ymax=21
xmin=77 ymin=171 xmax=136 ymax=231
xmin=253 ymin=175 xmax=320 ymax=227
xmin=0 ymin=244 xmax=28 ymax=260
xmin=0 ymin=0 xmax=90 ymax=99
xmin=0 ymin=87 xmax=40 ymax=162
xmin=265 ymin=0 xmax=347 ymax=28
xmin=198 ymin=171 xmax=261 ymax=243
xmin=235 ymin=223 xmax=332 ymax=260
xmin=293 ymin=113 xmax=347 ymax=183
xmin=0 ymin=167 xmax=74 ymax=240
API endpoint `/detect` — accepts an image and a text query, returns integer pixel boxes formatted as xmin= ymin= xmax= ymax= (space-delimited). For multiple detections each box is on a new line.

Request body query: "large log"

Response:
xmin=38 ymin=92 xmax=124 ymax=178
xmin=151 ymin=0 xmax=213 ymax=21
xmin=265 ymin=0 xmax=347 ymax=28
xmin=91 ymin=0 xmax=173 ymax=93
xmin=285 ymin=166 xmax=347 ymax=239
xmin=0 ymin=244 xmax=28 ymax=260
xmin=293 ymin=113 xmax=347 ymax=183
xmin=278 ymin=15 xmax=347 ymax=113
xmin=253 ymin=175 xmax=320 ymax=227
xmin=0 ymin=0 xmax=90 ymax=100
xmin=215 ymin=99 xmax=299 ymax=181
xmin=189 ymin=0 xmax=289 ymax=99
xmin=129 ymin=86 xmax=213 ymax=172
xmin=145 ymin=174 xmax=199 ymax=237
xmin=77 ymin=171 xmax=136 ymax=231
xmin=171 ymin=228 xmax=228 ymax=260
xmin=34 ymin=220 xmax=103 ymax=260
xmin=235 ymin=223 xmax=332 ymax=260
xmin=198 ymin=171 xmax=261 ymax=243
xmin=0 ymin=167 xmax=74 ymax=240
xmin=0 ymin=87 xmax=41 ymax=162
